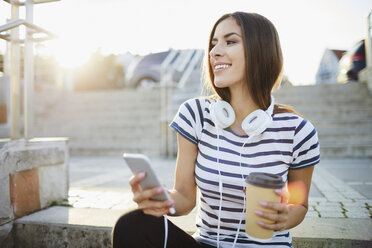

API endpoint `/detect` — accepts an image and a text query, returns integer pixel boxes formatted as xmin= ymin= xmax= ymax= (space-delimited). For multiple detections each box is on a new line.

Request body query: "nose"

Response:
xmin=209 ymin=44 xmax=223 ymax=59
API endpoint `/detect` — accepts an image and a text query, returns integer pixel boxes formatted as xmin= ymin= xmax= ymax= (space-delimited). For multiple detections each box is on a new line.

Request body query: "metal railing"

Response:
xmin=159 ymin=49 xmax=204 ymax=157
xmin=0 ymin=0 xmax=57 ymax=139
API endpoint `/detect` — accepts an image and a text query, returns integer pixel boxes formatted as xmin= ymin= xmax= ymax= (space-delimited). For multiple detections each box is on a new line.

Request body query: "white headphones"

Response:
xmin=210 ymin=95 xmax=275 ymax=138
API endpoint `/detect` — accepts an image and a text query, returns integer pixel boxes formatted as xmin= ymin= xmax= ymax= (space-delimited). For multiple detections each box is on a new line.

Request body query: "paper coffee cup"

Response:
xmin=245 ymin=172 xmax=285 ymax=241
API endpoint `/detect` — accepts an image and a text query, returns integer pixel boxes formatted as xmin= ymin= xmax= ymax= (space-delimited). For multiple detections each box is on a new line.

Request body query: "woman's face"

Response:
xmin=209 ymin=17 xmax=246 ymax=90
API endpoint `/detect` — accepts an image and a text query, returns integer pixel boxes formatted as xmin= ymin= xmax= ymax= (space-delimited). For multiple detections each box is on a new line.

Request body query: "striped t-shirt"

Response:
xmin=170 ymin=97 xmax=320 ymax=248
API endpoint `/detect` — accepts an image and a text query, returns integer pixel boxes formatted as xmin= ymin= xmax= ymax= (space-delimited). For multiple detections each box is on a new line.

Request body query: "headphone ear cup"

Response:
xmin=210 ymin=100 xmax=235 ymax=129
xmin=241 ymin=110 xmax=272 ymax=137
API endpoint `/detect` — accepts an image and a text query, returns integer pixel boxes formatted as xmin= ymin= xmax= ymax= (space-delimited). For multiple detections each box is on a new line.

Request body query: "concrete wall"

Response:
xmin=0 ymin=138 xmax=69 ymax=246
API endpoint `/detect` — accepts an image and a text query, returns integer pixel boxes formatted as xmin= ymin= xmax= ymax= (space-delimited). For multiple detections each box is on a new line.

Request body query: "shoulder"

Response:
xmin=273 ymin=112 xmax=316 ymax=132
xmin=179 ymin=97 xmax=213 ymax=115
xmin=181 ymin=97 xmax=212 ymax=108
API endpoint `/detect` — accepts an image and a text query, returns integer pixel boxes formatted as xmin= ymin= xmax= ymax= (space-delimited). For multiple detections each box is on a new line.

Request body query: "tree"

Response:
xmin=74 ymin=50 xmax=125 ymax=91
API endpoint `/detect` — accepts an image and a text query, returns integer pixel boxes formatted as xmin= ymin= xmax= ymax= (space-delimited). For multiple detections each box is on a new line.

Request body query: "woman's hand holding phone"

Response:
xmin=129 ymin=171 xmax=175 ymax=217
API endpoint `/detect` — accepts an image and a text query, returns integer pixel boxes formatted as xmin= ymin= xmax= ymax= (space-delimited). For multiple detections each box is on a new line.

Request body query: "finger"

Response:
xmin=275 ymin=188 xmax=290 ymax=202
xmin=254 ymin=210 xmax=288 ymax=223
xmin=259 ymin=201 xmax=289 ymax=213
xmin=132 ymin=186 xmax=164 ymax=203
xmin=257 ymin=221 xmax=286 ymax=231
xmin=274 ymin=189 xmax=282 ymax=196
xmin=138 ymin=199 xmax=175 ymax=211
xmin=280 ymin=187 xmax=290 ymax=203
xmin=129 ymin=172 xmax=146 ymax=193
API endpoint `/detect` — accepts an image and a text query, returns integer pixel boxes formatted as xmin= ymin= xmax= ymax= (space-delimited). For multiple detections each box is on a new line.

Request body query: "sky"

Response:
xmin=1 ymin=0 xmax=372 ymax=85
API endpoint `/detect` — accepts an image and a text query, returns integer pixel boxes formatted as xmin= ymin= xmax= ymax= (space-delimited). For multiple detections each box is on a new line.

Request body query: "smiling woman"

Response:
xmin=112 ymin=11 xmax=320 ymax=248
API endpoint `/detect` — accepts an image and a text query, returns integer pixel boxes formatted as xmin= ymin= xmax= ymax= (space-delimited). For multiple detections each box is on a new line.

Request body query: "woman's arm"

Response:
xmin=255 ymin=165 xmax=315 ymax=231
xmin=168 ymin=133 xmax=199 ymax=216
xmin=284 ymin=165 xmax=315 ymax=229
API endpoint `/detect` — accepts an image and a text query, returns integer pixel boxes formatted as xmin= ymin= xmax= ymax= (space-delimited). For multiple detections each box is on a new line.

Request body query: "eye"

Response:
xmin=226 ymin=40 xmax=236 ymax=45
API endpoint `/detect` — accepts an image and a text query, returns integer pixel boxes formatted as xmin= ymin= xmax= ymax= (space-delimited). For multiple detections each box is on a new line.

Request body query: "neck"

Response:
xmin=229 ymin=85 xmax=259 ymax=122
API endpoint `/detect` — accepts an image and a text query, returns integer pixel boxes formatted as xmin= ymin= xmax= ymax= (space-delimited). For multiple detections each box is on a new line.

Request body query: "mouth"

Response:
xmin=214 ymin=64 xmax=231 ymax=72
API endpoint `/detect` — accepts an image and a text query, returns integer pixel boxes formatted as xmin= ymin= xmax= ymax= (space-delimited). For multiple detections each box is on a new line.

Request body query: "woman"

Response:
xmin=112 ymin=12 xmax=320 ymax=248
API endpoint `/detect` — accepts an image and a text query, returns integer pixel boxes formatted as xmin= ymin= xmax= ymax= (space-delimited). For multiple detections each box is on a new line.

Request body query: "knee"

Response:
xmin=113 ymin=209 xmax=144 ymax=233
xmin=112 ymin=209 xmax=163 ymax=247
xmin=112 ymin=210 xmax=144 ymax=247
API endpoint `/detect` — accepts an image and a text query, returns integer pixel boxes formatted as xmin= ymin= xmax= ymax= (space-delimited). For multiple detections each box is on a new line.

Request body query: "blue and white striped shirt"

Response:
xmin=170 ymin=97 xmax=320 ymax=248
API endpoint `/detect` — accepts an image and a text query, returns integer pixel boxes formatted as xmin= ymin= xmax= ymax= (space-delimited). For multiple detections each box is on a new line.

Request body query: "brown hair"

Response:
xmin=203 ymin=12 xmax=296 ymax=115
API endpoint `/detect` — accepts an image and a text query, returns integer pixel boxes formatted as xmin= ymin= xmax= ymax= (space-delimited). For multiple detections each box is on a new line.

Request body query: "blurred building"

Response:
xmin=316 ymin=49 xmax=345 ymax=84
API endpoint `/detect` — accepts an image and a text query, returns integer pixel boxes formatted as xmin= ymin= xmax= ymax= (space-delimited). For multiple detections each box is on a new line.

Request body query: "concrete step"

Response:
xmin=35 ymin=129 xmax=161 ymax=140
xmin=317 ymin=132 xmax=372 ymax=143
xmin=274 ymin=82 xmax=370 ymax=95
xmin=37 ymin=109 xmax=160 ymax=125
xmin=297 ymin=105 xmax=372 ymax=114
xmin=37 ymin=118 xmax=161 ymax=130
xmin=34 ymin=90 xmax=161 ymax=114
xmin=318 ymin=133 xmax=372 ymax=143
xmin=69 ymin=147 xmax=161 ymax=156
xmin=299 ymin=110 xmax=372 ymax=119
xmin=69 ymin=136 xmax=160 ymax=145
xmin=7 ymin=206 xmax=372 ymax=248
xmin=275 ymin=98 xmax=372 ymax=108
xmin=318 ymin=127 xmax=372 ymax=135
xmin=317 ymin=127 xmax=372 ymax=141
xmin=69 ymin=141 xmax=161 ymax=156
xmin=35 ymin=88 xmax=161 ymax=100
xmin=67 ymin=128 xmax=161 ymax=139
xmin=320 ymin=142 xmax=372 ymax=157
xmin=49 ymin=102 xmax=161 ymax=114
xmin=274 ymin=83 xmax=372 ymax=106
xmin=311 ymin=117 xmax=372 ymax=127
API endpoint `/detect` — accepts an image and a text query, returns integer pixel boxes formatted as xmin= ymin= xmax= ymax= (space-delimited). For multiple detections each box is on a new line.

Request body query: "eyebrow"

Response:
xmin=212 ymin=32 xmax=241 ymax=41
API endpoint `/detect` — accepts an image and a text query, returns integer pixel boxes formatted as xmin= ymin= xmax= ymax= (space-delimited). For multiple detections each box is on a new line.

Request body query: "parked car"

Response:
xmin=125 ymin=49 xmax=203 ymax=88
xmin=337 ymin=40 xmax=366 ymax=83
xmin=126 ymin=51 xmax=170 ymax=88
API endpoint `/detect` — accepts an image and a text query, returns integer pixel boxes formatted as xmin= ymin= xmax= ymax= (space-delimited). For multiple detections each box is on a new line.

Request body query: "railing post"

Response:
xmin=10 ymin=1 xmax=21 ymax=139
xmin=1 ymin=0 xmax=58 ymax=139
xmin=166 ymin=84 xmax=174 ymax=158
xmin=160 ymin=74 xmax=167 ymax=157
xmin=24 ymin=0 xmax=34 ymax=139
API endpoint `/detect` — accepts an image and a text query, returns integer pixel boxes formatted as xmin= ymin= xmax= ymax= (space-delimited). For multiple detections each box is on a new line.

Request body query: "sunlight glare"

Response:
xmin=44 ymin=38 xmax=92 ymax=69
xmin=287 ymin=181 xmax=307 ymax=205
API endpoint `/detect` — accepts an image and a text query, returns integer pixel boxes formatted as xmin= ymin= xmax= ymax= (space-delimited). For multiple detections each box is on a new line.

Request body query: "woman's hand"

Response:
xmin=129 ymin=172 xmax=175 ymax=217
xmin=254 ymin=188 xmax=290 ymax=231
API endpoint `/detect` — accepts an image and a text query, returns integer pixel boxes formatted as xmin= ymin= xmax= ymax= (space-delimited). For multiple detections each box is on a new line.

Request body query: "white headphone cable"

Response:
xmin=216 ymin=128 xmax=223 ymax=248
xmin=232 ymin=140 xmax=248 ymax=247
xmin=163 ymin=215 xmax=168 ymax=248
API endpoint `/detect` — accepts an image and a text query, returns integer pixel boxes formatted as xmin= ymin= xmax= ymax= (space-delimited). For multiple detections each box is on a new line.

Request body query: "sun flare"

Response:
xmin=43 ymin=38 xmax=92 ymax=69
xmin=287 ymin=181 xmax=307 ymax=205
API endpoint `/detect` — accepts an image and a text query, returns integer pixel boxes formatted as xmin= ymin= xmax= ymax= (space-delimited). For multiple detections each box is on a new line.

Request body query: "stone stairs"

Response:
xmin=273 ymin=82 xmax=372 ymax=157
xmin=34 ymin=89 xmax=162 ymax=156
xmin=33 ymin=82 xmax=372 ymax=158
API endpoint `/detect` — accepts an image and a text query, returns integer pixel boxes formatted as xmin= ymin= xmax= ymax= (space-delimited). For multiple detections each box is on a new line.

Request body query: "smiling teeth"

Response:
xmin=215 ymin=64 xmax=230 ymax=70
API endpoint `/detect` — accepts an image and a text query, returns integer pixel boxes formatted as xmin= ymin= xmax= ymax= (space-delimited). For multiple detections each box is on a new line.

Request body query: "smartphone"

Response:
xmin=123 ymin=153 xmax=175 ymax=214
